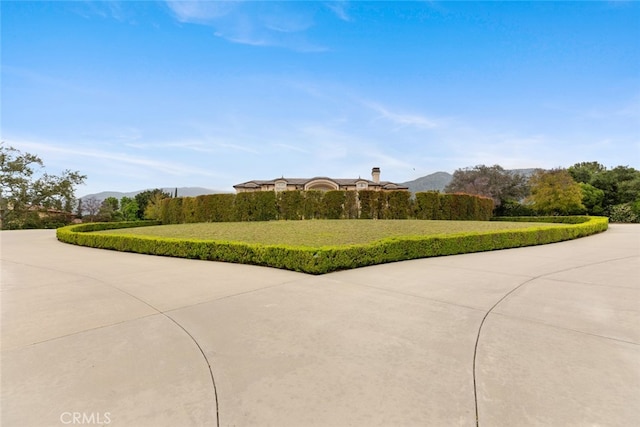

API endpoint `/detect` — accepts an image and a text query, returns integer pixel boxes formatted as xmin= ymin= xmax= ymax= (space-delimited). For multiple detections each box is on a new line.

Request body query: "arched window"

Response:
xmin=304 ymin=179 xmax=339 ymax=191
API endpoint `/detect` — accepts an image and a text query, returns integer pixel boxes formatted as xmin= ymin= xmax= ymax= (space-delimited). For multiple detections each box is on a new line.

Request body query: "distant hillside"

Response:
xmin=401 ymin=172 xmax=453 ymax=193
xmin=80 ymin=187 xmax=227 ymax=201
xmin=401 ymin=168 xmax=540 ymax=193
xmin=508 ymin=168 xmax=539 ymax=178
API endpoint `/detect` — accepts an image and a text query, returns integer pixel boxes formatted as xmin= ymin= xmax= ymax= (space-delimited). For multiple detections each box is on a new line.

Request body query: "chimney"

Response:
xmin=371 ymin=167 xmax=380 ymax=184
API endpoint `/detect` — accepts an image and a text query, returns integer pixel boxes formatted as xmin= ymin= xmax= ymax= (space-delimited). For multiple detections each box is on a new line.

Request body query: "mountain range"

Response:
xmin=80 ymin=187 xmax=227 ymax=202
xmin=400 ymin=172 xmax=453 ymax=193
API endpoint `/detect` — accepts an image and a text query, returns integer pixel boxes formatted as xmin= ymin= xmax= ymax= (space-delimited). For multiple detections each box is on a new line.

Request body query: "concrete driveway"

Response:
xmin=1 ymin=225 xmax=638 ymax=426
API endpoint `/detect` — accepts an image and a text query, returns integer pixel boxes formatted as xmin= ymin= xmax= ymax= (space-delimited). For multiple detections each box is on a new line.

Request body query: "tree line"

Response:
xmin=444 ymin=163 xmax=640 ymax=222
xmin=80 ymin=189 xmax=171 ymax=223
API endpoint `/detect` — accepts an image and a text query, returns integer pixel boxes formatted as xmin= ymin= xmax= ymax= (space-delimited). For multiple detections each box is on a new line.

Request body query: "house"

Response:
xmin=234 ymin=167 xmax=409 ymax=193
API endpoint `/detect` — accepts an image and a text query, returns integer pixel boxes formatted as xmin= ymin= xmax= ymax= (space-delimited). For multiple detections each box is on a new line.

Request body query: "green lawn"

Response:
xmin=97 ymin=219 xmax=563 ymax=248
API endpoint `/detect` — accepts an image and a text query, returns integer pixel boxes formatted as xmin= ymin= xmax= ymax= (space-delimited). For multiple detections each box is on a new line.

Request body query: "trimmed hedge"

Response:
xmin=194 ymin=194 xmax=236 ymax=222
xmin=57 ymin=216 xmax=608 ymax=274
xmin=414 ymin=192 xmax=493 ymax=221
xmin=491 ymin=216 xmax=592 ymax=224
xmin=61 ymin=221 xmax=162 ymax=233
xmin=277 ymin=190 xmax=304 ymax=220
xmin=159 ymin=190 xmax=493 ymax=224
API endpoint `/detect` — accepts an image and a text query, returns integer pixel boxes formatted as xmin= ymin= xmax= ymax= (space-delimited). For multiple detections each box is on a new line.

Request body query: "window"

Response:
xmin=275 ymin=181 xmax=287 ymax=191
xmin=305 ymin=179 xmax=339 ymax=191
xmin=357 ymin=181 xmax=368 ymax=190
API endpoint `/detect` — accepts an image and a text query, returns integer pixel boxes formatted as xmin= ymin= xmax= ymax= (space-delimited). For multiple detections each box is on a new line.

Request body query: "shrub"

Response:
xmin=357 ymin=190 xmax=389 ymax=219
xmin=277 ymin=190 xmax=304 ymax=220
xmin=160 ymin=198 xmax=183 ymax=224
xmin=608 ymin=204 xmax=640 ymax=223
xmin=495 ymin=199 xmax=536 ymax=217
xmin=385 ymin=191 xmax=412 ymax=219
xmin=344 ymin=191 xmax=359 ymax=219
xmin=412 ymin=192 xmax=492 ymax=221
xmin=323 ymin=191 xmax=346 ymax=219
xmin=181 ymin=197 xmax=197 ymax=223
xmin=233 ymin=193 xmax=253 ymax=222
xmin=233 ymin=192 xmax=277 ymax=221
xmin=303 ymin=191 xmax=323 ymax=219
xmin=373 ymin=191 xmax=386 ymax=219
xmin=252 ymin=191 xmax=278 ymax=221
xmin=57 ymin=217 xmax=607 ymax=274
xmin=194 ymin=194 xmax=235 ymax=223
xmin=414 ymin=192 xmax=440 ymax=220
xmin=491 ymin=215 xmax=591 ymax=224
xmin=160 ymin=190 xmax=494 ymax=224
xmin=357 ymin=190 xmax=374 ymax=219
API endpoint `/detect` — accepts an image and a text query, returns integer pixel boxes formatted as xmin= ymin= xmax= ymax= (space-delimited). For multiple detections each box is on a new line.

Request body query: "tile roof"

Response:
xmin=234 ymin=176 xmax=408 ymax=190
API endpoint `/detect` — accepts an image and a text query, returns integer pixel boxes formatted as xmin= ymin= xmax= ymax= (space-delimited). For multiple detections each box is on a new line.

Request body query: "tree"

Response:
xmin=527 ymin=169 xmax=585 ymax=215
xmin=579 ymin=183 xmax=605 ymax=215
xmin=102 ymin=197 xmax=119 ymax=212
xmin=568 ymin=162 xmax=640 ymax=218
xmin=444 ymin=164 xmax=529 ymax=208
xmin=75 ymin=198 xmax=83 ymax=219
xmin=568 ymin=161 xmax=606 ymax=184
xmin=144 ymin=191 xmax=169 ymax=220
xmin=120 ymin=197 xmax=139 ymax=221
xmin=603 ymin=166 xmax=640 ymax=205
xmin=0 ymin=143 xmax=86 ymax=229
xmin=98 ymin=197 xmax=122 ymax=222
xmin=135 ymin=189 xmax=171 ymax=219
xmin=82 ymin=197 xmax=102 ymax=222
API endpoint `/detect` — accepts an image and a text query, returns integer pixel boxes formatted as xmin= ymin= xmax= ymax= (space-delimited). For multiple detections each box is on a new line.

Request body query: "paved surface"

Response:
xmin=1 ymin=225 xmax=638 ymax=427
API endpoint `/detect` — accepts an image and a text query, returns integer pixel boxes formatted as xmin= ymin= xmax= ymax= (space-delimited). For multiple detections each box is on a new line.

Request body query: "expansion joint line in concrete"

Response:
xmin=92 ymin=286 xmax=222 ymax=427
xmin=100 ymin=288 xmax=222 ymax=427
xmin=471 ymin=275 xmax=535 ymax=427
xmin=1 ymin=261 xmax=222 ymax=427
xmin=163 ymin=313 xmax=220 ymax=427
xmin=471 ymin=253 xmax=637 ymax=427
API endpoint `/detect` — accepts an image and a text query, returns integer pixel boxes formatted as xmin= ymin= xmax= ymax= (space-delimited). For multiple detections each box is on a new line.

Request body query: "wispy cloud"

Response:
xmin=364 ymin=101 xmax=442 ymax=130
xmin=70 ymin=0 xmax=141 ymax=24
xmin=262 ymin=7 xmax=315 ymax=33
xmin=164 ymin=0 xmax=239 ymax=23
xmin=325 ymin=1 xmax=351 ymax=22
xmin=164 ymin=0 xmax=329 ymax=52
xmin=117 ymin=127 xmax=143 ymax=142
xmin=119 ymin=139 xmax=259 ymax=155
xmin=363 ymin=149 xmax=415 ymax=172
xmin=6 ymin=139 xmax=220 ymax=178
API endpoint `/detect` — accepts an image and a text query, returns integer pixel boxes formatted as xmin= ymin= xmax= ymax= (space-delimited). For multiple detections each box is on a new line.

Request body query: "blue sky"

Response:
xmin=2 ymin=1 xmax=639 ymax=195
